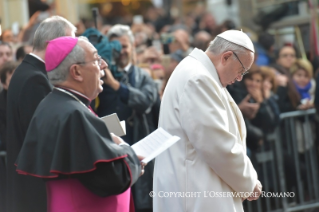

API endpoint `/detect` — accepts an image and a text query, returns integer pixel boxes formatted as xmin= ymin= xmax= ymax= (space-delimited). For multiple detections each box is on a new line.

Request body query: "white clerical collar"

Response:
xmin=29 ymin=53 xmax=45 ymax=63
xmin=56 ymin=86 xmax=91 ymax=102
xmin=189 ymin=48 xmax=223 ymax=88
xmin=65 ymin=88 xmax=91 ymax=102
xmin=124 ymin=63 xmax=132 ymax=72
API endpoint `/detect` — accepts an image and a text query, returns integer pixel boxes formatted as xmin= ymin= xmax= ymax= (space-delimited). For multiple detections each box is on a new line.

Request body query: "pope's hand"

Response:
xmin=247 ymin=180 xmax=262 ymax=201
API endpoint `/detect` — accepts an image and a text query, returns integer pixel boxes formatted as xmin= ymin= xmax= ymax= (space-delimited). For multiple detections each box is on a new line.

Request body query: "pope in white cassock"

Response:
xmin=153 ymin=30 xmax=262 ymax=212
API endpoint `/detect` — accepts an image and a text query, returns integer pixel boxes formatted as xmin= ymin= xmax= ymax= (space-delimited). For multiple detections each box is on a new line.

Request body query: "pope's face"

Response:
xmin=220 ymin=51 xmax=254 ymax=87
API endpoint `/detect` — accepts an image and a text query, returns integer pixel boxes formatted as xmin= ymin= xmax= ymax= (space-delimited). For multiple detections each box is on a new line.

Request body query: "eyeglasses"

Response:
xmin=280 ymin=53 xmax=296 ymax=58
xmin=76 ymin=55 xmax=102 ymax=67
xmin=232 ymin=51 xmax=248 ymax=76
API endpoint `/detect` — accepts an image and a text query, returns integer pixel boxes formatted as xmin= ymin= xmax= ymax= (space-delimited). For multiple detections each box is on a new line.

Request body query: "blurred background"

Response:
xmin=0 ymin=0 xmax=318 ymax=52
xmin=3 ymin=1 xmax=319 ymax=212
xmin=0 ymin=0 xmax=318 ymax=59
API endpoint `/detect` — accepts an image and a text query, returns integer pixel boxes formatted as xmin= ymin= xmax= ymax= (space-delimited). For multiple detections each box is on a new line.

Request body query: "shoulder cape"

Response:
xmin=15 ymin=90 xmax=132 ymax=178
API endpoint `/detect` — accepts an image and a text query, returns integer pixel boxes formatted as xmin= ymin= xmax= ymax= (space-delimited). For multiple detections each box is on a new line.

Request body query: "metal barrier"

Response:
xmin=245 ymin=108 xmax=319 ymax=212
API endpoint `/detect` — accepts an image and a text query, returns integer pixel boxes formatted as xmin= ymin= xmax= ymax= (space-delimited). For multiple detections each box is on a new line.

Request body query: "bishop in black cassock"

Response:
xmin=15 ymin=36 xmax=142 ymax=212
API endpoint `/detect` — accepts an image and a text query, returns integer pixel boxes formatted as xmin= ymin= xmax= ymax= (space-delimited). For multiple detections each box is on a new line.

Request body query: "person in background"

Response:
xmin=193 ymin=31 xmax=212 ymax=51
xmin=99 ymin=24 xmax=158 ymax=212
xmin=19 ymin=8 xmax=51 ymax=44
xmin=142 ymin=46 xmax=162 ymax=66
xmin=255 ymin=32 xmax=275 ymax=66
xmin=198 ymin=13 xmax=218 ymax=36
xmin=0 ymin=61 xmax=18 ymax=212
xmin=219 ymin=19 xmax=236 ymax=32
xmin=260 ymin=66 xmax=278 ymax=99
xmin=151 ymin=64 xmax=165 ymax=80
xmin=166 ymin=49 xmax=184 ymax=79
xmin=0 ymin=61 xmax=17 ymax=150
xmin=150 ymin=63 xmax=165 ymax=96
xmin=161 ymin=49 xmax=184 ymax=95
xmin=270 ymin=63 xmax=300 ymax=113
xmin=16 ymin=45 xmax=33 ymax=62
xmin=314 ymin=57 xmax=319 ymax=112
xmin=0 ymin=29 xmax=14 ymax=43
xmin=290 ymin=59 xmax=315 ymax=167
xmin=168 ymin=28 xmax=193 ymax=57
xmin=6 ymin=16 xmax=77 ymax=212
xmin=0 ymin=42 xmax=13 ymax=68
xmin=276 ymin=45 xmax=297 ymax=72
xmin=242 ymin=69 xmax=280 ymax=151
xmin=290 ymin=59 xmax=316 ymax=110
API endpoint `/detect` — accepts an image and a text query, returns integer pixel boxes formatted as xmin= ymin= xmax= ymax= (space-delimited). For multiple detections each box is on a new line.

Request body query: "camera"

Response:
xmin=82 ymin=8 xmax=122 ymax=78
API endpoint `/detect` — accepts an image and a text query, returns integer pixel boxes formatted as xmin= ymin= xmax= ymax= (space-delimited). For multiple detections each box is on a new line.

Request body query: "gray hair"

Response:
xmin=106 ymin=24 xmax=134 ymax=44
xmin=207 ymin=36 xmax=249 ymax=58
xmin=47 ymin=36 xmax=88 ymax=85
xmin=33 ymin=16 xmax=77 ymax=51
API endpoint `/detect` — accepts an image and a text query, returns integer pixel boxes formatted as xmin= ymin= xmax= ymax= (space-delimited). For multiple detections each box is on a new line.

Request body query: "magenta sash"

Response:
xmin=46 ymin=178 xmax=133 ymax=212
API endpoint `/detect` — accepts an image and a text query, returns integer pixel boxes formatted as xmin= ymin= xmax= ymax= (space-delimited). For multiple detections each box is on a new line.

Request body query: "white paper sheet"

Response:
xmin=131 ymin=128 xmax=180 ymax=163
xmin=100 ymin=113 xmax=126 ymax=137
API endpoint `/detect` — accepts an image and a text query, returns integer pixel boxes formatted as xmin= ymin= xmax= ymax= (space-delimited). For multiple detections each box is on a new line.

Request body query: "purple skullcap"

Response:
xmin=45 ymin=36 xmax=78 ymax=72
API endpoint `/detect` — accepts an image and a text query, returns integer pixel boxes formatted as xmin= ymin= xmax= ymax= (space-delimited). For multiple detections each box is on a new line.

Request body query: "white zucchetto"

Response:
xmin=217 ymin=30 xmax=255 ymax=53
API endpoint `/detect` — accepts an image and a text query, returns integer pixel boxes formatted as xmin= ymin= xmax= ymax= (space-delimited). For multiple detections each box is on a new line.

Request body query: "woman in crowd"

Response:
xmin=273 ymin=45 xmax=301 ymax=113
xmin=290 ymin=59 xmax=316 ymax=110
xmin=276 ymin=45 xmax=297 ymax=72
xmin=243 ymin=69 xmax=280 ymax=152
xmin=270 ymin=63 xmax=300 ymax=113
xmin=228 ymin=68 xmax=280 ymax=155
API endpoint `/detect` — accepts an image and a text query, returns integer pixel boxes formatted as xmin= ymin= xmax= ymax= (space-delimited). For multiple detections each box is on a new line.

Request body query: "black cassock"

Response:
xmin=6 ymin=55 xmax=52 ymax=212
xmin=15 ymin=88 xmax=140 ymax=198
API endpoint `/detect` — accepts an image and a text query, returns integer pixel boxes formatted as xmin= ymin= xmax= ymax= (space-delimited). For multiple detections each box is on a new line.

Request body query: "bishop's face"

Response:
xmin=79 ymin=41 xmax=104 ymax=100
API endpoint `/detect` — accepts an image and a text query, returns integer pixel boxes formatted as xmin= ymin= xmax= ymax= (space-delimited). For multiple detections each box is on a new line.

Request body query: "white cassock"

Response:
xmin=153 ymin=48 xmax=258 ymax=212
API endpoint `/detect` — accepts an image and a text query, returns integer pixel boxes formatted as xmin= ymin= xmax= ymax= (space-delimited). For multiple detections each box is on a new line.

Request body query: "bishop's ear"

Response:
xmin=69 ymin=64 xmax=84 ymax=82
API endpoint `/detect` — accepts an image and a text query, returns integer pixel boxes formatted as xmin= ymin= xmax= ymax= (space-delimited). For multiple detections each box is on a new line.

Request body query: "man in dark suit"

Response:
xmin=6 ymin=16 xmax=76 ymax=212
xmin=0 ymin=61 xmax=16 ymax=212
xmin=99 ymin=24 xmax=158 ymax=212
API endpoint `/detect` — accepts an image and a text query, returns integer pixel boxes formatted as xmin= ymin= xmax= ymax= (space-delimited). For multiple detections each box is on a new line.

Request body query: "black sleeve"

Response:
xmin=0 ymin=109 xmax=6 ymax=151
xmin=227 ymin=82 xmax=248 ymax=104
xmin=251 ymin=98 xmax=280 ymax=132
xmin=245 ymin=119 xmax=263 ymax=151
xmin=74 ymin=145 xmax=141 ymax=197
xmin=123 ymin=73 xmax=158 ymax=114
xmin=276 ymin=86 xmax=295 ymax=113
xmin=18 ymin=74 xmax=52 ymax=135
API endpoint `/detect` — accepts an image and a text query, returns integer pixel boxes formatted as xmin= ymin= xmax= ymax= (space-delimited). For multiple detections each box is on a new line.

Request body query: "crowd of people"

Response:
xmin=0 ymin=4 xmax=318 ymax=212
